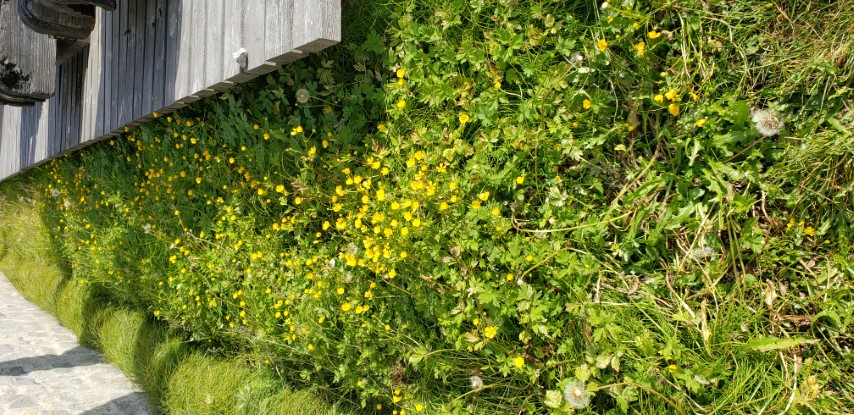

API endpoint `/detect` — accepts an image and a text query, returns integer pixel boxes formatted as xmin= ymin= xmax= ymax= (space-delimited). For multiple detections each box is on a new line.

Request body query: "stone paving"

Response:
xmin=0 ymin=272 xmax=151 ymax=415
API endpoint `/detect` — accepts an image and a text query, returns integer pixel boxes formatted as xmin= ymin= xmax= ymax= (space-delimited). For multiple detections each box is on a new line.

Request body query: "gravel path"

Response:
xmin=0 ymin=272 xmax=151 ymax=415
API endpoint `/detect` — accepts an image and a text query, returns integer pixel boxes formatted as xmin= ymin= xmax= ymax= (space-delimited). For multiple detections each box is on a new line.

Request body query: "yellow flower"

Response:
xmin=276 ymin=185 xmax=285 ymax=193
xmin=696 ymin=118 xmax=707 ymax=128
xmin=458 ymin=113 xmax=470 ymax=124
xmin=804 ymin=226 xmax=815 ymax=236
xmin=415 ymin=403 xmax=424 ymax=412
xmin=439 ymin=201 xmax=449 ymax=211
xmin=515 ymin=176 xmax=525 ymax=184
xmin=341 ymin=302 xmax=352 ymax=311
xmin=664 ymin=89 xmax=678 ymax=101
xmin=634 ymin=41 xmax=646 ymax=56
xmin=471 ymin=200 xmax=482 ymax=209
xmin=514 ymin=355 xmax=525 ymax=368
xmin=479 ymin=191 xmax=490 ymax=201
xmin=668 ymin=103 xmax=680 ymax=116
xmin=484 ymin=325 xmax=498 ymax=339
xmin=596 ymin=38 xmax=608 ymax=51
xmin=653 ymin=94 xmax=664 ymax=103
xmin=396 ymin=99 xmax=407 ymax=109
xmin=491 ymin=208 xmax=501 ymax=216
xmin=263 ymin=133 xmax=270 ymax=140
xmin=493 ymin=81 xmax=502 ymax=89
xmin=396 ymin=68 xmax=405 ymax=78
xmin=648 ymin=30 xmax=661 ymax=39
xmin=294 ymin=197 xmax=303 ymax=205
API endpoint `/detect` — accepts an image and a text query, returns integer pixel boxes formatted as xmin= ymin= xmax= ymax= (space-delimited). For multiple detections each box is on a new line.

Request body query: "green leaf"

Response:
xmin=739 ymin=336 xmax=818 ymax=353
xmin=544 ymin=390 xmax=563 ymax=409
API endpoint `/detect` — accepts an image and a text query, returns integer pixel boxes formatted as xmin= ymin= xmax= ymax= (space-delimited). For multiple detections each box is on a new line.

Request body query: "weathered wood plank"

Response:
xmin=61 ymin=59 xmax=71 ymax=150
xmin=81 ymin=14 xmax=100 ymax=143
xmin=163 ymin=0 xmax=179 ymax=108
xmin=109 ymin=1 xmax=120 ymax=134
xmin=0 ymin=106 xmax=7 ymax=178
xmin=205 ymin=0 xmax=229 ymax=91
xmin=130 ymin=0 xmax=146 ymax=124
xmin=140 ymin=0 xmax=155 ymax=118
xmin=97 ymin=8 xmax=110 ymax=137
xmin=34 ymin=100 xmax=49 ymax=162
xmin=151 ymin=0 xmax=166 ymax=112
xmin=221 ymin=0 xmax=250 ymax=83
xmin=48 ymin=70 xmax=57 ymax=155
xmin=124 ymin=0 xmax=140 ymax=126
xmin=69 ymin=51 xmax=83 ymax=149
xmin=293 ymin=0 xmax=341 ymax=53
xmin=117 ymin=0 xmax=129 ymax=129
xmin=171 ymin=0 xmax=195 ymax=105
xmin=189 ymin=0 xmax=214 ymax=97
xmin=265 ymin=0 xmax=303 ymax=64
xmin=245 ymin=1 xmax=277 ymax=75
xmin=85 ymin=13 xmax=102 ymax=142
xmin=1 ymin=107 xmax=19 ymax=176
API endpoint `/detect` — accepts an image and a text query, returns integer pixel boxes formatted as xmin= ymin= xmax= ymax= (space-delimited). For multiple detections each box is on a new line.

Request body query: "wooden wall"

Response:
xmin=0 ymin=0 xmax=340 ymax=181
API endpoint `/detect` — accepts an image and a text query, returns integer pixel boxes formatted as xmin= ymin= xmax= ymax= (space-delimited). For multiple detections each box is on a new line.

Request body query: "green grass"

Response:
xmin=0 ymin=181 xmax=353 ymax=415
xmin=2 ymin=0 xmax=854 ymax=413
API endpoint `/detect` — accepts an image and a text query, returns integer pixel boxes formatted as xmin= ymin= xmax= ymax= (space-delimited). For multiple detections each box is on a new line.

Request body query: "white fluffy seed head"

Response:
xmin=751 ymin=109 xmax=784 ymax=137
xmin=296 ymin=88 xmax=311 ymax=104
xmin=469 ymin=375 xmax=484 ymax=391
xmin=563 ymin=380 xmax=591 ymax=409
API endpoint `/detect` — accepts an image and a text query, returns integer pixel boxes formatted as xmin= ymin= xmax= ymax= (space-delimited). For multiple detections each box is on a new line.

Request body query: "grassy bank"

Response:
xmin=0 ymin=181 xmax=352 ymax=415
xmin=2 ymin=0 xmax=853 ymax=413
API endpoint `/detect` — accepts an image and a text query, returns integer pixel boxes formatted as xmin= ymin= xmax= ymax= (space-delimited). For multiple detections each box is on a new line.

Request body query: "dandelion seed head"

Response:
xmin=469 ymin=375 xmax=484 ymax=391
xmin=751 ymin=109 xmax=784 ymax=137
xmin=563 ymin=380 xmax=591 ymax=410
xmin=51 ymin=189 xmax=60 ymax=197
xmin=63 ymin=200 xmax=71 ymax=208
xmin=296 ymin=88 xmax=311 ymax=104
xmin=143 ymin=223 xmax=152 ymax=234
